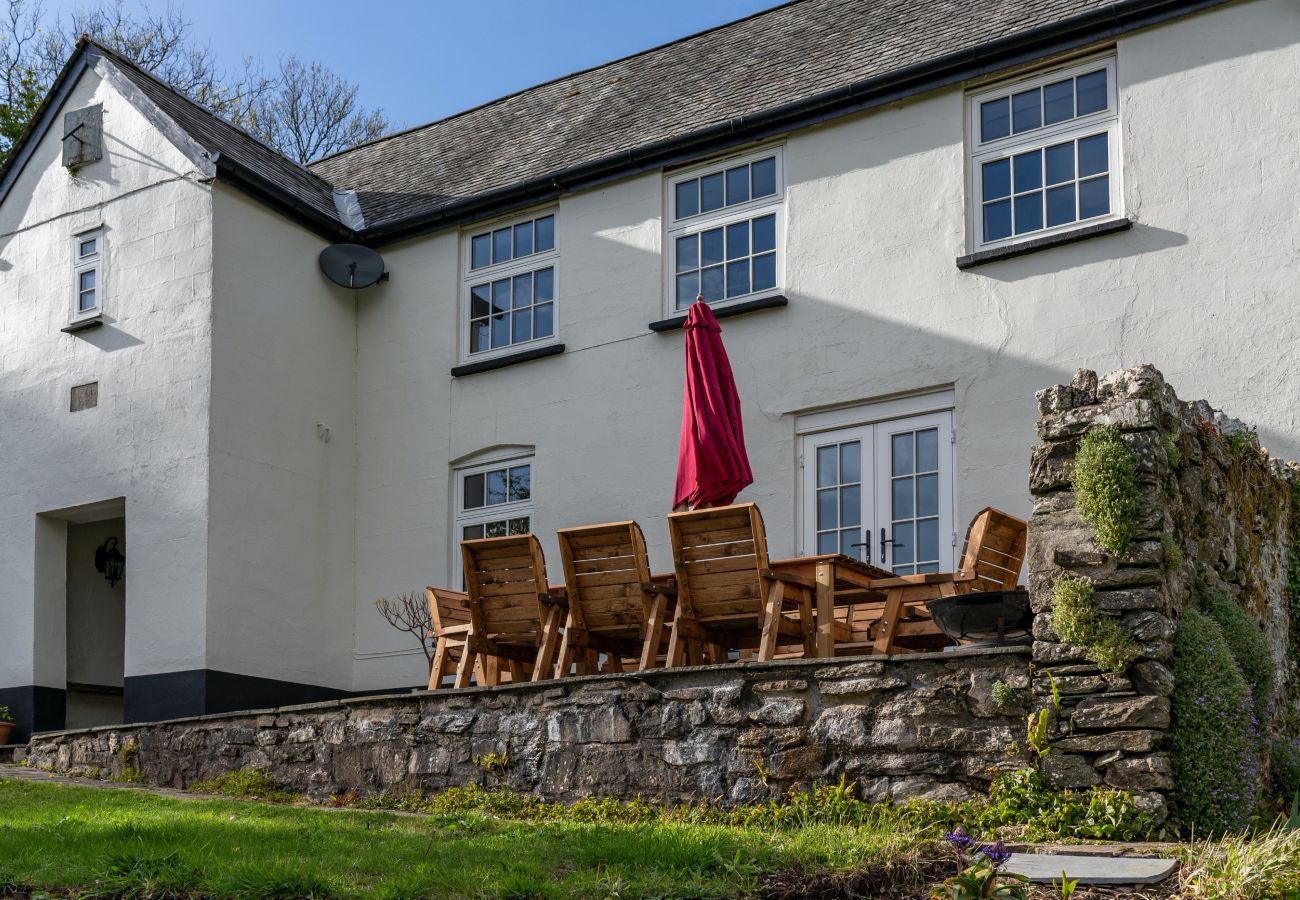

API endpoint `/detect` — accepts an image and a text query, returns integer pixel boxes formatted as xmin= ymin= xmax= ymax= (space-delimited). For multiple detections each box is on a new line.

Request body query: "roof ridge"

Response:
xmin=309 ymin=0 xmax=807 ymax=169
xmin=84 ymin=36 xmax=337 ymax=187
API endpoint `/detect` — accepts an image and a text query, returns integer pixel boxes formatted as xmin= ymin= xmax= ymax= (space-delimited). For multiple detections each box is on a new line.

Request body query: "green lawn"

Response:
xmin=0 ymin=779 xmax=923 ymax=899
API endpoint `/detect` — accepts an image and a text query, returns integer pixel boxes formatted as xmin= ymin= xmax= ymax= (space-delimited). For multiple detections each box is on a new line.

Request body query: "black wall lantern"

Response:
xmin=94 ymin=536 xmax=124 ymax=588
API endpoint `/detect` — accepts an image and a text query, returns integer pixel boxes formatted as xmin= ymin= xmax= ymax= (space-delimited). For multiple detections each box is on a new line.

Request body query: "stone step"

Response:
xmin=1005 ymin=852 xmax=1177 ymax=885
xmin=0 ymin=744 xmax=26 ymax=765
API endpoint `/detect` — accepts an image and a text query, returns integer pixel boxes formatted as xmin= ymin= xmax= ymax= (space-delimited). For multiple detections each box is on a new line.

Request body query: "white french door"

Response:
xmin=800 ymin=411 xmax=955 ymax=573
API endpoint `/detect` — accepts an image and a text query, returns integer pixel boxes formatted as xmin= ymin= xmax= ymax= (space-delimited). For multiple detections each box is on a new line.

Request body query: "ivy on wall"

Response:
xmin=1072 ymin=426 xmax=1140 ymax=556
xmin=1049 ymin=576 xmax=1138 ymax=673
xmin=1204 ymin=588 xmax=1274 ymax=728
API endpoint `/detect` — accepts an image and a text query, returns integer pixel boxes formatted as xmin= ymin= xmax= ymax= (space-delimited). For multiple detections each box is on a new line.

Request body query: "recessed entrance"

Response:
xmin=64 ymin=515 xmax=125 ymax=727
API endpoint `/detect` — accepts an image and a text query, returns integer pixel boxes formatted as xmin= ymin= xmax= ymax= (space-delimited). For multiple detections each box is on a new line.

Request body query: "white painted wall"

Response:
xmin=207 ymin=185 xmax=356 ymax=690
xmin=0 ymin=63 xmax=213 ymax=691
xmin=352 ymin=0 xmax=1300 ymax=690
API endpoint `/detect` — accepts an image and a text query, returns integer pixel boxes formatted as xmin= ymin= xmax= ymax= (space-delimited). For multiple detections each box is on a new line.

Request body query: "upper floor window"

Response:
xmin=72 ymin=228 xmax=102 ymax=318
xmin=463 ymin=212 xmax=557 ymax=358
xmin=967 ymin=56 xmax=1120 ymax=250
xmin=666 ymin=148 xmax=784 ymax=314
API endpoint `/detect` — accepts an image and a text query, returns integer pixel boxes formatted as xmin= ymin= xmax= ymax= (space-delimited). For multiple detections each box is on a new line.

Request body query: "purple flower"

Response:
xmin=982 ymin=841 xmax=1012 ymax=870
xmin=944 ymin=827 xmax=976 ymax=851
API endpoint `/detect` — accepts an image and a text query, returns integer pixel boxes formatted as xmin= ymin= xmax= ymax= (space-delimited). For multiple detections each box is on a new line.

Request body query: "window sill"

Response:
xmin=956 ymin=218 xmax=1132 ymax=270
xmin=61 ymin=315 xmax=103 ymax=334
xmin=451 ymin=343 xmax=565 ymax=377
xmin=648 ymin=294 xmax=788 ymax=332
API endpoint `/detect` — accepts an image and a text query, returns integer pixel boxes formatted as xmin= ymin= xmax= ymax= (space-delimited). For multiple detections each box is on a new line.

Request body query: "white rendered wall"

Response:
xmin=207 ymin=185 xmax=356 ymax=691
xmin=0 ymin=65 xmax=214 ymax=692
xmin=351 ymin=0 xmax=1300 ymax=690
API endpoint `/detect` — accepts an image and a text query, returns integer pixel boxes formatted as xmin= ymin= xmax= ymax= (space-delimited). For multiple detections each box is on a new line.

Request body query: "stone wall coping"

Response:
xmin=30 ymin=646 xmax=1029 ymax=742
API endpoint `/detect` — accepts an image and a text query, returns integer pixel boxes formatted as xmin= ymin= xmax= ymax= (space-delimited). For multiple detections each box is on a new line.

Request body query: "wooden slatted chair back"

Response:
xmin=428 ymin=587 xmax=469 ymax=633
xmin=556 ymin=521 xmax=653 ymax=633
xmin=461 ymin=534 xmax=551 ymax=644
xmin=956 ymin=507 xmax=1028 ymax=593
xmin=668 ymin=503 xmax=770 ymax=626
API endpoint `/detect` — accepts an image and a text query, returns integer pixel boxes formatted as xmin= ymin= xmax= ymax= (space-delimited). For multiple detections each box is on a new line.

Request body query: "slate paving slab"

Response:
xmin=1006 ymin=852 xmax=1178 ymax=885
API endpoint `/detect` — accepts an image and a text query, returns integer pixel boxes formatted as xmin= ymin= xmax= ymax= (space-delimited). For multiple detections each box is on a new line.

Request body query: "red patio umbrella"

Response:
xmin=673 ymin=299 xmax=753 ymax=510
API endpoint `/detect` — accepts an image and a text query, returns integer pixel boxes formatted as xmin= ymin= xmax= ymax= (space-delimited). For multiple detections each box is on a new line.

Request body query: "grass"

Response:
xmin=0 ymin=778 xmax=924 ymax=899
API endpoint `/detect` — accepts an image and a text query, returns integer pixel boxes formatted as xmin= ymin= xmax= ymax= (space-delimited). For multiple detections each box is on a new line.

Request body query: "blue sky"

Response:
xmin=45 ymin=0 xmax=786 ymax=129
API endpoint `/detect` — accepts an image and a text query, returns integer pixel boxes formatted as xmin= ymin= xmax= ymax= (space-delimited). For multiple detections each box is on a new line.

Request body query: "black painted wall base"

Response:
xmin=0 ymin=685 xmax=65 ymax=743
xmin=123 ymin=670 xmax=349 ymax=724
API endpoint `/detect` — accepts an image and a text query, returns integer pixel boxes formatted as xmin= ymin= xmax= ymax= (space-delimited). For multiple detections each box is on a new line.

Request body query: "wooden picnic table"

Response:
xmin=767 ymin=553 xmax=893 ymax=657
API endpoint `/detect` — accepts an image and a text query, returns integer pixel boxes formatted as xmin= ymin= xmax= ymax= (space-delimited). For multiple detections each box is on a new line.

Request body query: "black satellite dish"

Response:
xmin=319 ymin=243 xmax=388 ymax=289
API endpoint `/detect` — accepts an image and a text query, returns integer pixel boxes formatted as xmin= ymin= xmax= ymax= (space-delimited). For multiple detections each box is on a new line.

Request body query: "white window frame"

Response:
xmin=664 ymin=146 xmax=785 ymax=317
xmin=967 ymin=55 xmax=1122 ymax=252
xmin=460 ymin=210 xmax=559 ymax=363
xmin=452 ymin=451 xmax=535 ymax=582
xmin=71 ymin=227 xmax=103 ymax=321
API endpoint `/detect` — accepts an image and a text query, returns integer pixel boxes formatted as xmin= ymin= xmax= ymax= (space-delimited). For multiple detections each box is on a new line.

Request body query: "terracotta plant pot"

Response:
xmin=0 ymin=721 xmax=14 ymax=745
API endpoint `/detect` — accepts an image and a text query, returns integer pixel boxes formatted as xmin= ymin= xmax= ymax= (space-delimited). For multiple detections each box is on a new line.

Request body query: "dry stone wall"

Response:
xmin=1028 ymin=365 xmax=1298 ymax=821
xmin=25 ymin=651 xmax=1030 ymax=805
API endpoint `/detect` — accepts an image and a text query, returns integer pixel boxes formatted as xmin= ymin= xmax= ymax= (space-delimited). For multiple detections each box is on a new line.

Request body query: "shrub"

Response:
xmin=1161 ymin=432 xmax=1183 ymax=471
xmin=1170 ymin=608 xmax=1260 ymax=833
xmin=1050 ymin=576 xmax=1138 ymax=673
xmin=1203 ymin=588 xmax=1274 ymax=728
xmin=1072 ymin=425 xmax=1140 ymax=555
xmin=989 ymin=680 xmax=1019 ymax=710
xmin=1271 ymin=738 xmax=1300 ymax=801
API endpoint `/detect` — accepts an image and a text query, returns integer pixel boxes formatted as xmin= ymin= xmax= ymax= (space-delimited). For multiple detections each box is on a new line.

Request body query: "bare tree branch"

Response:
xmin=374 ymin=592 xmax=436 ymax=672
xmin=246 ymin=55 xmax=389 ymax=163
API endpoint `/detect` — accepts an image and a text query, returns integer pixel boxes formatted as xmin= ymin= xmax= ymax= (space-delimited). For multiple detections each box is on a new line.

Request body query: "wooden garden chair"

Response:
xmin=665 ymin=503 xmax=817 ymax=665
xmin=454 ymin=534 xmax=566 ymax=688
xmin=554 ymin=521 xmax=677 ymax=676
xmin=425 ymin=587 xmax=518 ymax=689
xmin=859 ymin=507 xmax=1028 ymax=654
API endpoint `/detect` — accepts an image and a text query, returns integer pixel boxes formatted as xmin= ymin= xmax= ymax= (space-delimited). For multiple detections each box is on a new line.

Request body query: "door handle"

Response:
xmin=879 ymin=527 xmax=903 ymax=565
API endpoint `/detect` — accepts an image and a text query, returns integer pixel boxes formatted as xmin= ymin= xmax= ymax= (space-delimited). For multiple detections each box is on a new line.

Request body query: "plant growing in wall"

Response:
xmin=1071 ymin=425 xmax=1140 ymax=556
xmin=374 ymin=592 xmax=436 ymax=676
xmin=1050 ymin=576 xmax=1138 ymax=673
xmin=1203 ymin=588 xmax=1274 ymax=728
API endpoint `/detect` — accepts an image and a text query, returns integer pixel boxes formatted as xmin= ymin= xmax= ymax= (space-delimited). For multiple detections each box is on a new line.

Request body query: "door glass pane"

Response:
xmin=817 ymin=488 xmax=837 ymax=530
xmin=813 ymin=437 xmax=862 ymax=559
xmin=840 ymin=484 xmax=861 ymax=527
xmin=916 ymin=473 xmax=939 ymax=517
xmin=917 ymin=519 xmax=940 ymax=566
xmin=840 ymin=530 xmax=861 ymax=559
xmin=816 ymin=445 xmax=837 ymax=487
xmin=916 ymin=428 xmax=939 ymax=472
xmin=817 ymin=531 xmax=838 ymax=554
xmin=893 ymin=522 xmax=914 ymax=565
xmin=891 ymin=433 xmax=913 ymax=476
xmin=892 ymin=477 xmax=913 ymax=519
xmin=839 ymin=442 xmax=860 ymax=484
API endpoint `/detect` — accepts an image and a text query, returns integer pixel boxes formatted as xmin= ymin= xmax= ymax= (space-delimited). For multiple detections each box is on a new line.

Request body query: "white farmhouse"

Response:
xmin=1 ymin=0 xmax=1296 ymax=741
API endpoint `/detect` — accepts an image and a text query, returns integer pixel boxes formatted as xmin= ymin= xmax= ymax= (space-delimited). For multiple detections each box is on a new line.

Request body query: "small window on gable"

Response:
xmin=967 ymin=56 xmax=1120 ymax=250
xmin=72 ymin=228 xmax=103 ymax=319
xmin=665 ymin=148 xmax=784 ymax=315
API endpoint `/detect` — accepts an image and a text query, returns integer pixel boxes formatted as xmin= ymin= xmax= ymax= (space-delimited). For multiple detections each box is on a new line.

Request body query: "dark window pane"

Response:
xmin=470 ymin=319 xmax=490 ymax=353
xmin=1078 ymin=132 xmax=1108 ymax=177
xmin=892 ymin=433 xmax=913 ymax=476
xmin=79 ymin=289 xmax=96 ymax=311
xmin=726 ymin=221 xmax=749 ymax=260
xmin=511 ymin=309 xmax=531 ymax=343
xmin=751 ymin=157 xmax=776 ymax=197
xmin=917 ymin=473 xmax=939 ymax=517
xmin=893 ymin=522 xmax=914 ymax=565
xmin=512 ymin=272 xmax=532 ymax=308
xmin=534 ymin=302 xmax=554 ymax=337
xmin=512 ymin=222 xmax=533 ymax=257
xmin=701 ymin=228 xmax=724 ymax=266
xmin=463 ymin=523 xmax=484 ymax=540
xmin=534 ymin=267 xmax=554 ymax=302
xmin=491 ymin=279 xmax=511 ymax=314
xmin=701 ymin=265 xmax=725 ymax=302
xmin=485 ymin=521 xmax=506 ymax=538
xmin=752 ymin=253 xmax=776 ymax=291
xmin=508 ymin=517 xmax=530 ymax=535
xmin=840 ymin=484 xmax=861 ymax=527
xmin=726 ymin=259 xmax=749 ymax=297
xmin=983 ymin=199 xmax=1012 ymax=241
xmin=981 ymin=158 xmax=1010 ymax=200
xmin=980 ymin=97 xmax=1009 ymax=141
xmin=80 ymin=269 xmax=96 ymax=291
xmin=917 ymin=428 xmax=938 ymax=471
xmin=725 ymin=165 xmax=750 ymax=205
xmin=841 ymin=530 xmax=861 ymax=559
xmin=816 ymin=444 xmax=837 ymax=487
xmin=817 ymin=531 xmax=838 ymax=554
xmin=464 ymin=473 xmax=485 ymax=509
xmin=1076 ymin=70 xmax=1107 ymax=115
xmin=675 ymin=180 xmax=699 ymax=219
xmin=1046 ymin=184 xmax=1076 ymax=227
xmin=471 ymin=234 xmax=491 ymax=269
xmin=917 ymin=519 xmax=939 ymax=562
xmin=817 ymin=488 xmax=837 ymax=530
xmin=1045 ymin=142 xmax=1074 ymax=185
xmin=491 ymin=312 xmax=509 ymax=348
xmin=676 ymin=272 xmax=700 ymax=308
xmin=676 ymin=234 xmax=699 ymax=273
xmin=839 ymin=441 xmax=860 ymax=484
xmin=79 ymin=238 xmax=97 ymax=257
xmin=1014 ymin=192 xmax=1043 ymax=234
xmin=752 ymin=213 xmax=776 ymax=253
xmin=534 ymin=215 xmax=555 ymax=252
xmin=470 ymin=284 xmax=492 ymax=319
xmin=892 ymin=477 xmax=913 ymax=519
xmin=1013 ymin=149 xmax=1042 ymax=192
xmin=1044 ymin=78 xmax=1074 ymax=125
xmin=486 ymin=469 xmax=507 ymax=505
xmin=492 ymin=227 xmax=512 ymax=264
xmin=1078 ymin=176 xmax=1109 ymax=219
xmin=508 ymin=465 xmax=531 ymax=501
xmin=1012 ymin=88 xmax=1041 ymax=133
xmin=700 ymin=172 xmax=724 ymax=212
